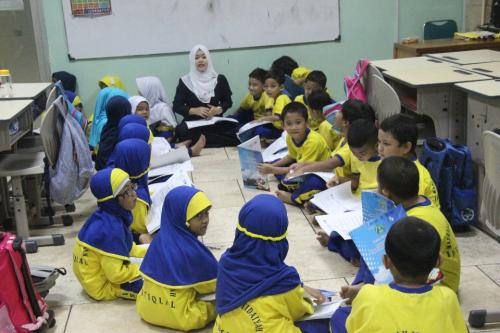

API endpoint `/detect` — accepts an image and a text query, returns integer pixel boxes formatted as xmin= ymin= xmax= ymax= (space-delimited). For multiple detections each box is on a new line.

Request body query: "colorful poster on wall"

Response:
xmin=70 ymin=0 xmax=111 ymax=17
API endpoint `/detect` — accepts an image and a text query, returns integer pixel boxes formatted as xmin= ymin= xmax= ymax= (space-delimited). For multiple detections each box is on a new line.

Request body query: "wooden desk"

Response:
xmin=427 ymin=49 xmax=500 ymax=65
xmin=0 ymin=83 xmax=52 ymax=100
xmin=0 ymin=100 xmax=34 ymax=151
xmin=371 ymin=56 xmax=453 ymax=72
xmin=394 ymin=38 xmax=500 ymax=59
xmin=459 ymin=61 xmax=500 ymax=78
xmin=382 ymin=67 xmax=490 ymax=143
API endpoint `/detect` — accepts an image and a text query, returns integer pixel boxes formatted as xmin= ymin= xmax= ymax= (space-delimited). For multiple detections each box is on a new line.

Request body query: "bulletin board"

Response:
xmin=61 ymin=0 xmax=340 ymax=59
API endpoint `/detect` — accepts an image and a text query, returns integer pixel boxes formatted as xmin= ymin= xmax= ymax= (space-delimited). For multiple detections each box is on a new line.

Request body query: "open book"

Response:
xmin=147 ymin=170 xmax=193 ymax=233
xmin=309 ymin=181 xmax=361 ymax=215
xmin=285 ymin=171 xmax=334 ymax=184
xmin=262 ymin=133 xmax=288 ymax=163
xmin=238 ymin=135 xmax=270 ymax=191
xmin=297 ymin=290 xmax=344 ymax=321
xmin=237 ymin=120 xmax=272 ymax=142
xmin=185 ymin=116 xmax=238 ymax=129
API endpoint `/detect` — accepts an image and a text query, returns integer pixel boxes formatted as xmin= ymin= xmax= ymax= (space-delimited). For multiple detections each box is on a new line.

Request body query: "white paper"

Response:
xmin=129 ymin=257 xmax=143 ymax=265
xmin=148 ymin=160 xmax=193 ymax=178
xmin=237 ymin=120 xmax=272 ymax=141
xmin=147 ymin=170 xmax=193 ymax=233
xmin=151 ymin=137 xmax=172 ymax=157
xmin=315 ymin=211 xmax=363 ymax=240
xmin=297 ymin=300 xmax=343 ymax=321
xmin=310 ymin=181 xmax=361 ymax=215
xmin=185 ymin=116 xmax=238 ymax=129
xmin=197 ymin=293 xmax=216 ymax=301
xmin=262 ymin=136 xmax=288 ymax=162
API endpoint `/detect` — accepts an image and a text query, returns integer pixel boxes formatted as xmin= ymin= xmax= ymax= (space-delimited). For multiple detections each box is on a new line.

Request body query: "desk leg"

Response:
xmin=11 ymin=176 xmax=29 ymax=239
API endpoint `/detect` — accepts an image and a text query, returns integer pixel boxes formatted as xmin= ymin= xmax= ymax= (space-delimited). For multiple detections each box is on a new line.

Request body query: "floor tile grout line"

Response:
xmin=236 ymin=179 xmax=248 ymax=203
xmin=476 ymin=265 xmax=500 ymax=288
xmin=63 ymin=304 xmax=72 ymax=333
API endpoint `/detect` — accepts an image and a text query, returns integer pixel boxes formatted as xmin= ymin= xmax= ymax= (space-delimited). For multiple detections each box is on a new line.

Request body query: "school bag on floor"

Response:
xmin=0 ymin=232 xmax=55 ymax=332
xmin=344 ymin=59 xmax=370 ymax=103
xmin=420 ymin=137 xmax=477 ymax=228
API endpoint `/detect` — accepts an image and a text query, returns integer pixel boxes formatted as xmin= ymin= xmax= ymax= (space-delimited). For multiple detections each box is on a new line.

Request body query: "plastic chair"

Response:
xmin=369 ymin=75 xmax=401 ymax=124
xmin=423 ymin=19 xmax=458 ymax=40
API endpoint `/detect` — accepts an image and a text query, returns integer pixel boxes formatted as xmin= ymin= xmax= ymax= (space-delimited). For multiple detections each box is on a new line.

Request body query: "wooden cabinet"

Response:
xmin=394 ymin=38 xmax=500 ymax=58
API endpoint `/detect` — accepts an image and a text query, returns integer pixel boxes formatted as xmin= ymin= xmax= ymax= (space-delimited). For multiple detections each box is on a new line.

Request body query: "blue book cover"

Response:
xmin=361 ymin=191 xmax=396 ymax=223
xmin=350 ymin=206 xmax=406 ymax=284
xmin=238 ymin=136 xmax=270 ymax=191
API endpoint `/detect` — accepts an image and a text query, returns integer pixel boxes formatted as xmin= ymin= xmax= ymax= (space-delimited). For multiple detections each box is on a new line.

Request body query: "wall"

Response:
xmin=41 ymin=0 xmax=463 ymax=116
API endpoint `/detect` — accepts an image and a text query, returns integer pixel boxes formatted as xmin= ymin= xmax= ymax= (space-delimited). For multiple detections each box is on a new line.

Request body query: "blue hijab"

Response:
xmin=95 ymin=96 xmax=132 ymax=170
xmin=89 ymin=87 xmax=129 ymax=148
xmin=216 ymin=194 xmax=301 ymax=315
xmin=118 ymin=123 xmax=151 ymax=143
xmin=118 ymin=114 xmax=147 ymax=131
xmin=140 ymin=186 xmax=218 ymax=287
xmin=77 ymin=168 xmax=134 ymax=259
xmin=113 ymin=139 xmax=151 ymax=206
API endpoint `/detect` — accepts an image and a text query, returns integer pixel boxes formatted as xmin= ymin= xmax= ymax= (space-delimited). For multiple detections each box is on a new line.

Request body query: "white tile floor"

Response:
xmin=25 ymin=147 xmax=500 ymax=332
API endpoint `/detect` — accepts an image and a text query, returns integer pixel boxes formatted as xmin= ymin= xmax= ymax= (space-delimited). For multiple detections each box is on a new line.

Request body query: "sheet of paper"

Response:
xmin=315 ymin=211 xmax=363 ymax=240
xmin=147 ymin=170 xmax=193 ymax=233
xmin=148 ymin=160 xmax=193 ymax=178
xmin=150 ymin=137 xmax=172 ymax=157
xmin=238 ymin=120 xmax=271 ymax=134
xmin=197 ymin=293 xmax=216 ymax=301
xmin=262 ymin=136 xmax=288 ymax=162
xmin=310 ymin=181 xmax=361 ymax=214
xmin=297 ymin=300 xmax=343 ymax=321
xmin=185 ymin=116 xmax=238 ymax=129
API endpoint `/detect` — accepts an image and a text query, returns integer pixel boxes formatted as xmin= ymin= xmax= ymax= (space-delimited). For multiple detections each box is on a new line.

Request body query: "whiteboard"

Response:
xmin=61 ymin=0 xmax=340 ymax=60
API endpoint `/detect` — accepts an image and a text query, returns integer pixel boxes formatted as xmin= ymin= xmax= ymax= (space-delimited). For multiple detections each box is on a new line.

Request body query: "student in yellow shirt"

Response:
xmin=73 ymin=168 xmax=147 ymax=301
xmin=214 ymin=194 xmax=330 ymax=333
xmin=330 ymin=156 xmax=462 ymax=332
xmin=111 ymin=138 xmax=153 ymax=244
xmin=307 ymin=90 xmax=340 ymax=150
xmin=254 ymin=68 xmax=292 ymax=140
xmin=232 ymin=68 xmax=270 ymax=125
xmin=378 ymin=113 xmax=440 ymax=208
xmin=257 ymin=102 xmax=330 ymax=205
xmin=136 ymin=186 xmax=217 ymax=331
xmin=291 ymin=66 xmax=311 ymax=87
xmin=343 ymin=217 xmax=467 ymax=333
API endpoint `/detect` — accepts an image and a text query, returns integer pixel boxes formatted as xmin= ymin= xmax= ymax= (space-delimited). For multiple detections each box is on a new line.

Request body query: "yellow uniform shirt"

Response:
xmin=415 ymin=159 xmax=440 ymax=209
xmin=317 ymin=120 xmax=341 ymax=151
xmin=240 ymin=92 xmax=270 ymax=120
xmin=332 ymin=138 xmax=352 ymax=178
xmin=294 ymin=94 xmax=325 ymax=131
xmin=72 ymin=239 xmax=146 ymax=300
xmin=136 ymin=277 xmax=216 ymax=331
xmin=407 ymin=199 xmax=461 ymax=292
xmin=130 ymin=199 xmax=149 ymax=235
xmin=213 ymin=285 xmax=313 ymax=333
xmin=346 ymin=284 xmax=467 ymax=333
xmin=269 ymin=94 xmax=292 ymax=130
xmin=351 ymin=155 xmax=381 ymax=194
xmin=286 ymin=130 xmax=331 ymax=163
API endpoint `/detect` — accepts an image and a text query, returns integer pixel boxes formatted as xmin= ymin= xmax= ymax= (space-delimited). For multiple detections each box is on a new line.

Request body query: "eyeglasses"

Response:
xmin=118 ymin=183 xmax=138 ymax=198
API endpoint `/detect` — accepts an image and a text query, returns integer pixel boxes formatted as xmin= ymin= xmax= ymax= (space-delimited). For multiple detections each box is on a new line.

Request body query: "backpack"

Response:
xmin=420 ymin=137 xmax=477 ymax=228
xmin=344 ymin=59 xmax=370 ymax=103
xmin=0 ymin=232 xmax=55 ymax=332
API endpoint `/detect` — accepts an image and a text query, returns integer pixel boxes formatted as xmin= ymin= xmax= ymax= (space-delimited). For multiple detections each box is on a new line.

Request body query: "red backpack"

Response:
xmin=344 ymin=59 xmax=370 ymax=103
xmin=0 ymin=233 xmax=55 ymax=332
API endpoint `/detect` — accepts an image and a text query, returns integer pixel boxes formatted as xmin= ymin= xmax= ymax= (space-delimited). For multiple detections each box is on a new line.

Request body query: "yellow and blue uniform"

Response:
xmin=317 ymin=120 xmax=341 ymax=151
xmin=239 ymin=92 xmax=270 ymax=120
xmin=351 ymin=154 xmax=381 ymax=195
xmin=214 ymin=195 xmax=329 ymax=333
xmin=346 ymin=283 xmax=467 ymax=333
xmin=271 ymin=94 xmax=292 ymax=130
xmin=73 ymin=168 xmax=146 ymax=301
xmin=283 ymin=129 xmax=331 ymax=204
xmin=333 ymin=138 xmax=352 ymax=179
xmin=137 ymin=186 xmax=217 ymax=331
xmin=407 ymin=197 xmax=461 ymax=292
xmin=414 ymin=158 xmax=440 ymax=209
xmin=111 ymin=138 xmax=151 ymax=237
xmin=253 ymin=93 xmax=291 ymax=140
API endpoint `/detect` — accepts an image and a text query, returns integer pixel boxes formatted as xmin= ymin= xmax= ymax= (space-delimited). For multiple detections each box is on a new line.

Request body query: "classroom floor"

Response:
xmin=27 ymin=147 xmax=500 ymax=333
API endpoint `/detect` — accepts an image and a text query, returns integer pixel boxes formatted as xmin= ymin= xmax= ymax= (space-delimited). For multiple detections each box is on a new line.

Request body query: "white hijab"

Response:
xmin=181 ymin=44 xmax=218 ymax=104
xmin=136 ymin=76 xmax=177 ymax=127
xmin=128 ymin=96 xmax=148 ymax=115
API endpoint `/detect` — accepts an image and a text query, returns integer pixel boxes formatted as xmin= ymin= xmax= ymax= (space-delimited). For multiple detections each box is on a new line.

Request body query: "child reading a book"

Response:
xmin=257 ymin=102 xmax=330 ymax=205
xmin=137 ymin=186 xmax=218 ymax=331
xmin=73 ymin=168 xmax=146 ymax=301
xmin=378 ymin=113 xmax=440 ymax=208
xmin=339 ymin=217 xmax=467 ymax=333
xmin=308 ymin=90 xmax=340 ymax=150
xmin=232 ymin=68 xmax=270 ymax=125
xmin=329 ymin=157 xmax=462 ymax=331
xmin=253 ymin=68 xmax=292 ymax=140
xmin=214 ymin=194 xmax=329 ymax=333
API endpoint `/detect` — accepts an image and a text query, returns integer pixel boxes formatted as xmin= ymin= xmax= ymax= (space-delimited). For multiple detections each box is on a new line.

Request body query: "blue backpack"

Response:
xmin=420 ymin=137 xmax=477 ymax=228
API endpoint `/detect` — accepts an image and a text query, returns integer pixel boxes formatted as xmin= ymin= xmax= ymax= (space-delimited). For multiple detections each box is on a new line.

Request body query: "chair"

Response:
xmin=0 ymin=97 xmax=68 ymax=252
xmin=423 ymin=19 xmax=458 ymax=40
xmin=363 ymin=64 xmax=384 ymax=111
xmin=369 ymin=75 xmax=401 ymax=124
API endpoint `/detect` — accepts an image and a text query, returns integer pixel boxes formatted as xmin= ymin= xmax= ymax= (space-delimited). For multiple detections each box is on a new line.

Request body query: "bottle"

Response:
xmin=0 ymin=69 xmax=13 ymax=98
